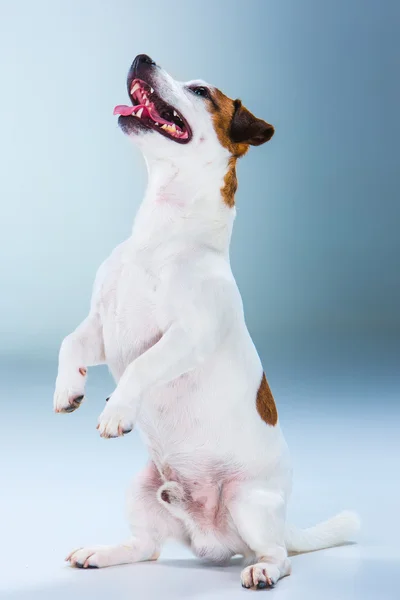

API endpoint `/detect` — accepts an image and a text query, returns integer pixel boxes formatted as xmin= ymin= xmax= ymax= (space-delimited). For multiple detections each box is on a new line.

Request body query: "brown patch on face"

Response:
xmin=210 ymin=89 xmax=250 ymax=157
xmin=256 ymin=373 xmax=278 ymax=426
xmin=206 ymin=89 xmax=248 ymax=208
xmin=207 ymin=88 xmax=274 ymax=207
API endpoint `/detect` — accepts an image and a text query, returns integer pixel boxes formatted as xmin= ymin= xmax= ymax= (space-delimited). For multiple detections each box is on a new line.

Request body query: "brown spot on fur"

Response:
xmin=256 ymin=373 xmax=278 ymax=426
xmin=206 ymin=89 xmax=248 ymax=208
xmin=209 ymin=89 xmax=250 ymax=158
xmin=78 ymin=367 xmax=87 ymax=376
xmin=222 ymin=157 xmax=238 ymax=208
xmin=207 ymin=88 xmax=274 ymax=207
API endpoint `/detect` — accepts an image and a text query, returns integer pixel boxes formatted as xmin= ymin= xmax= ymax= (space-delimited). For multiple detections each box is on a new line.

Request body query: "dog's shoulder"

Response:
xmin=90 ymin=239 xmax=131 ymax=305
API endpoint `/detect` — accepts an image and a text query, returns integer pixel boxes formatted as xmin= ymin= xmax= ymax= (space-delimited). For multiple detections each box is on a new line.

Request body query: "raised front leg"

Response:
xmin=96 ymin=319 xmax=214 ymax=437
xmin=54 ymin=313 xmax=105 ymax=413
xmin=96 ymin=277 xmax=234 ymax=438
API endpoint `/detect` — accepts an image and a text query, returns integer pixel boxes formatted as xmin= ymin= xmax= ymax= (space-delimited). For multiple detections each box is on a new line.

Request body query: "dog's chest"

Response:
xmin=99 ymin=247 xmax=168 ymax=377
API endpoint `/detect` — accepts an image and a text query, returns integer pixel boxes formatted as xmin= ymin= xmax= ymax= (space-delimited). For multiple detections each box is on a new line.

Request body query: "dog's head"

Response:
xmin=114 ymin=54 xmax=274 ymax=161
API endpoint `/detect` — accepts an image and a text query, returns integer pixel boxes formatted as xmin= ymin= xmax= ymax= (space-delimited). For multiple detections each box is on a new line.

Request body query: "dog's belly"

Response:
xmin=183 ymin=478 xmax=248 ymax=561
xmin=136 ymin=348 xmax=289 ymax=481
xmin=146 ymin=461 xmax=249 ymax=561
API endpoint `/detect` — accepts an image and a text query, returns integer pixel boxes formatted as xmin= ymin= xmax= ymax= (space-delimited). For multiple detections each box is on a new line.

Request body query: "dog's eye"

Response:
xmin=190 ymin=86 xmax=210 ymax=98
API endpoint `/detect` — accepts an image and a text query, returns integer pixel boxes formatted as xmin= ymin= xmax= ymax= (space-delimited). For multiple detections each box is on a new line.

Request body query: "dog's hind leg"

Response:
xmin=66 ymin=463 xmax=184 ymax=569
xmin=66 ymin=540 xmax=159 ymax=569
xmin=228 ymin=481 xmax=291 ymax=589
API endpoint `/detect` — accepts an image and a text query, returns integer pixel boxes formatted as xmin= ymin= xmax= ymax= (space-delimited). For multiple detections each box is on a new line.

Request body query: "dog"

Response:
xmin=54 ymin=54 xmax=359 ymax=589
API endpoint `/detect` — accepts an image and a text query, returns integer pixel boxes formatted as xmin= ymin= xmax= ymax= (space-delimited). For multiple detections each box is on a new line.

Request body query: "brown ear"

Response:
xmin=230 ymin=100 xmax=274 ymax=146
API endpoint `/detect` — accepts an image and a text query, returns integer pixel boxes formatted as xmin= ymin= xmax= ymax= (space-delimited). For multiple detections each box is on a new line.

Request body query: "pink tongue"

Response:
xmin=113 ymin=104 xmax=173 ymax=126
xmin=113 ymin=104 xmax=186 ymax=137
xmin=113 ymin=105 xmax=136 ymax=116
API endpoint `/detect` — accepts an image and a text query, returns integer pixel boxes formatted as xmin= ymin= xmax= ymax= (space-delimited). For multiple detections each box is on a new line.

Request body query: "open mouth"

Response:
xmin=114 ymin=79 xmax=192 ymax=143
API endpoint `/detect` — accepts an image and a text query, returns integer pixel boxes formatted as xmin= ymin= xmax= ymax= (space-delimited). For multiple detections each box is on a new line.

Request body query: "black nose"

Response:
xmin=134 ymin=54 xmax=156 ymax=68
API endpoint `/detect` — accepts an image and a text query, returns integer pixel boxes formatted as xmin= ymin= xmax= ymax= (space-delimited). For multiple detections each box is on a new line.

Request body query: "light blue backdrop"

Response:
xmin=1 ymin=4 xmax=399 ymax=597
xmin=1 ymin=0 xmax=399 ymax=360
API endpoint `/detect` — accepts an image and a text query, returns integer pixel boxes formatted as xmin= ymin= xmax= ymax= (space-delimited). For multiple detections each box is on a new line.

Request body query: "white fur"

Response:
xmin=55 ymin=59 xmax=360 ymax=588
xmin=285 ymin=511 xmax=361 ymax=554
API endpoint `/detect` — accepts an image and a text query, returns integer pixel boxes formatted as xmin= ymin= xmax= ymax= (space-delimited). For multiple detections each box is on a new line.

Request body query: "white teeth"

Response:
xmin=136 ymin=108 xmax=144 ymax=118
xmin=173 ymin=110 xmax=178 ymax=117
xmin=131 ymin=82 xmax=140 ymax=95
xmin=150 ymin=87 xmax=154 ymax=93
xmin=155 ymin=122 xmax=159 ymax=126
xmin=160 ymin=124 xmax=177 ymax=135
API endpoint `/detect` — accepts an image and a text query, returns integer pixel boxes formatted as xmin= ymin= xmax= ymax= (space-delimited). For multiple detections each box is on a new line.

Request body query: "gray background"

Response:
xmin=1 ymin=1 xmax=399 ymax=599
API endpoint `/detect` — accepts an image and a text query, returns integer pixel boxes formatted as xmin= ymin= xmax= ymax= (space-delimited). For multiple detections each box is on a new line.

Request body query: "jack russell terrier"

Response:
xmin=54 ymin=54 xmax=359 ymax=590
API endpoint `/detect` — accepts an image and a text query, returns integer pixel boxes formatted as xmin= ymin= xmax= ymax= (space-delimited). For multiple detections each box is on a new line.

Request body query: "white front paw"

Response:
xmin=97 ymin=396 xmax=135 ymax=438
xmin=53 ymin=368 xmax=87 ymax=413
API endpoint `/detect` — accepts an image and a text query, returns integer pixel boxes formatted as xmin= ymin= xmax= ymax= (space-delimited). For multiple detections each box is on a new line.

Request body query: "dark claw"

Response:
xmin=241 ymin=583 xmax=250 ymax=589
xmin=105 ymin=396 xmax=110 ymax=402
xmin=74 ymin=561 xmax=98 ymax=569
xmin=63 ymin=396 xmax=84 ymax=413
xmin=257 ymin=581 xmax=267 ymax=589
xmin=122 ymin=428 xmax=133 ymax=434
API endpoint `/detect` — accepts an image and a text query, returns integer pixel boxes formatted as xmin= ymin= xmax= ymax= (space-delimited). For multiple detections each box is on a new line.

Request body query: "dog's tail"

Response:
xmin=284 ymin=510 xmax=360 ymax=554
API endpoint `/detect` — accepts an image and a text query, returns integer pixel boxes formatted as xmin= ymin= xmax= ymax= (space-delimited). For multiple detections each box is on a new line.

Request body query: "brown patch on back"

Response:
xmin=256 ymin=373 xmax=278 ymax=426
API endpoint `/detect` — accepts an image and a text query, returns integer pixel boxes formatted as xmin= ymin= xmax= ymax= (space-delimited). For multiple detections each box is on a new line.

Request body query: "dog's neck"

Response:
xmin=131 ymin=154 xmax=236 ymax=255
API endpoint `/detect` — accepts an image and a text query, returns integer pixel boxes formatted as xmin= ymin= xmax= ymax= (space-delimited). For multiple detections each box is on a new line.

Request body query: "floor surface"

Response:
xmin=1 ymin=341 xmax=399 ymax=599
